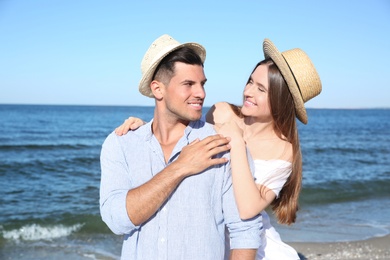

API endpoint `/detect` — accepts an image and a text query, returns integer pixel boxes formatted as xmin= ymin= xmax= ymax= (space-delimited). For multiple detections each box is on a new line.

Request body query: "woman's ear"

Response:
xmin=150 ymin=80 xmax=163 ymax=100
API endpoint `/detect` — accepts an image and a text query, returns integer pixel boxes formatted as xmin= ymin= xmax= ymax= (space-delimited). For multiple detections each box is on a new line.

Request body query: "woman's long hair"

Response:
xmin=231 ymin=59 xmax=302 ymax=225
xmin=264 ymin=59 xmax=302 ymax=225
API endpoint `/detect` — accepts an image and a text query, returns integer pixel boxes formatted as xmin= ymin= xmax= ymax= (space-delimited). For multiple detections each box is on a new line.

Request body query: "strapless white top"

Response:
xmin=253 ymin=160 xmax=299 ymax=260
xmin=253 ymin=160 xmax=292 ymax=198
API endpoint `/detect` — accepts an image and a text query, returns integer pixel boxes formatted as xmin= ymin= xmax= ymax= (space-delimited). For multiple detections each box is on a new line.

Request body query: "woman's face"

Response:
xmin=240 ymin=64 xmax=272 ymax=121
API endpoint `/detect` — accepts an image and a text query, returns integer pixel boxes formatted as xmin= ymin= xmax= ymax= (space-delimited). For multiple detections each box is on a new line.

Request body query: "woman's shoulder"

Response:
xmin=249 ymin=137 xmax=293 ymax=162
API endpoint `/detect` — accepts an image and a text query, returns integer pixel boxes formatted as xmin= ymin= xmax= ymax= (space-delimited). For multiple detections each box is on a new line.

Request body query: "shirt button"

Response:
xmin=160 ymin=237 xmax=165 ymax=243
xmin=162 ymin=206 xmax=167 ymax=212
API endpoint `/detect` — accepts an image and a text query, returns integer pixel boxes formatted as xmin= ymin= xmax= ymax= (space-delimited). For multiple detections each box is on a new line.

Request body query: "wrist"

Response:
xmin=168 ymin=160 xmax=191 ymax=179
xmin=229 ymin=136 xmax=246 ymax=149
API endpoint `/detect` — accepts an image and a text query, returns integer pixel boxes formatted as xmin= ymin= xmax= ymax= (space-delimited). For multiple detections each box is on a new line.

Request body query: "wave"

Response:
xmin=301 ymin=178 xmax=390 ymax=205
xmin=0 ymin=155 xmax=100 ymax=178
xmin=305 ymin=146 xmax=389 ymax=156
xmin=0 ymin=214 xmax=112 ymax=237
xmin=1 ymin=223 xmax=83 ymax=241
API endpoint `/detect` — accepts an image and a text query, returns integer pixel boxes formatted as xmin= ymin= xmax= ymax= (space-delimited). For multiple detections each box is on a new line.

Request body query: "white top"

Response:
xmin=253 ymin=160 xmax=299 ymax=260
xmin=253 ymin=160 xmax=292 ymax=198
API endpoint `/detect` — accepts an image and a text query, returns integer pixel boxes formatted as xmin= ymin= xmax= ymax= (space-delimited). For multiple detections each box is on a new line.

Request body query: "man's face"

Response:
xmin=161 ymin=62 xmax=207 ymax=122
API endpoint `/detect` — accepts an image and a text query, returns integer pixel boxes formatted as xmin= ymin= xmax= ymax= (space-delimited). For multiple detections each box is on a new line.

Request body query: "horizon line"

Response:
xmin=0 ymin=103 xmax=389 ymax=110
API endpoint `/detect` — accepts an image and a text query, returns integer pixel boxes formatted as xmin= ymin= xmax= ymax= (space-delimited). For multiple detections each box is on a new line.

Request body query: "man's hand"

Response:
xmin=172 ymin=134 xmax=231 ymax=177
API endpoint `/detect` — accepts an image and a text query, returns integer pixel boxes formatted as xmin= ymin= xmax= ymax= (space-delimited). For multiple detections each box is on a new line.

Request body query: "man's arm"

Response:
xmin=223 ymin=149 xmax=262 ymax=259
xmin=126 ymin=134 xmax=231 ymax=226
xmin=230 ymin=249 xmax=257 ymax=260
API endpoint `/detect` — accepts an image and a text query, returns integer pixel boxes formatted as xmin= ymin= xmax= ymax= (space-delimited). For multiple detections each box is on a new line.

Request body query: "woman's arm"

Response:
xmin=209 ymin=103 xmax=275 ymax=219
xmin=215 ymin=121 xmax=275 ymax=219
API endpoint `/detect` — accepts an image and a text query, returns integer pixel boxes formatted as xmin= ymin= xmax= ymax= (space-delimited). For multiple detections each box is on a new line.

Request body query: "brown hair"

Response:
xmin=263 ymin=59 xmax=302 ymax=225
xmin=233 ymin=59 xmax=302 ymax=225
xmin=153 ymin=47 xmax=204 ymax=86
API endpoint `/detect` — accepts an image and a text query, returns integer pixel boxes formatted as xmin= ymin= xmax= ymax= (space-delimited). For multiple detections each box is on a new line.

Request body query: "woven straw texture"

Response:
xmin=263 ymin=39 xmax=321 ymax=124
xmin=138 ymin=34 xmax=206 ymax=97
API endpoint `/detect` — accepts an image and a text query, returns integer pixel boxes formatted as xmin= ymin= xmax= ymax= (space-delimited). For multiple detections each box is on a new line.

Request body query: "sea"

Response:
xmin=0 ymin=104 xmax=389 ymax=259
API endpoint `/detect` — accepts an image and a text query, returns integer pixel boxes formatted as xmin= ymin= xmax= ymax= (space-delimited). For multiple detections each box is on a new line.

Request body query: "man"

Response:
xmin=100 ymin=34 xmax=262 ymax=259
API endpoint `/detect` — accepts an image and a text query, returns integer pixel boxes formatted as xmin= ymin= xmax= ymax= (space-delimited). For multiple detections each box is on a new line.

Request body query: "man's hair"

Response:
xmin=153 ymin=47 xmax=204 ymax=85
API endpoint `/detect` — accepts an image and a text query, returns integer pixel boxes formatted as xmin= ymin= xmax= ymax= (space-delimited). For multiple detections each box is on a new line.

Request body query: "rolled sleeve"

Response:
xmin=223 ymin=183 xmax=263 ymax=249
xmin=223 ymin=150 xmax=263 ymax=249
xmin=99 ymin=133 xmax=139 ymax=235
xmin=227 ymin=216 xmax=263 ymax=249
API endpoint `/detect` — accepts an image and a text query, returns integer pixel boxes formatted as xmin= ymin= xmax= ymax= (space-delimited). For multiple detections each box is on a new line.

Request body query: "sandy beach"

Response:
xmin=289 ymin=235 xmax=390 ymax=260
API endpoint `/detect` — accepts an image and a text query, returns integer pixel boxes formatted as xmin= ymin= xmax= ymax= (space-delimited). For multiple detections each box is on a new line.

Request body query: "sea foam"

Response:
xmin=1 ymin=223 xmax=84 ymax=241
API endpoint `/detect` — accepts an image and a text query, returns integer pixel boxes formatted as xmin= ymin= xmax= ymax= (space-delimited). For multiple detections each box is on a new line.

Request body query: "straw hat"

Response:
xmin=263 ymin=39 xmax=322 ymax=124
xmin=139 ymin=34 xmax=206 ymax=97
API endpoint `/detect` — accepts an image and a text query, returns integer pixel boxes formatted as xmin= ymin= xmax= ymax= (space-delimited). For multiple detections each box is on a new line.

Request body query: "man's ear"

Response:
xmin=150 ymin=80 xmax=164 ymax=100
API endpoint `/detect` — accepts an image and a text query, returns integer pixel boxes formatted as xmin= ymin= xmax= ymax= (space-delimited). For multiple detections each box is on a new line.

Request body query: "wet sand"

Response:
xmin=289 ymin=235 xmax=390 ymax=260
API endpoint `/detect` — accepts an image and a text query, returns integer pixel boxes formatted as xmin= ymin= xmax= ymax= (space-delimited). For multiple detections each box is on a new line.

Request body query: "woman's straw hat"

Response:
xmin=139 ymin=34 xmax=206 ymax=97
xmin=263 ymin=39 xmax=322 ymax=124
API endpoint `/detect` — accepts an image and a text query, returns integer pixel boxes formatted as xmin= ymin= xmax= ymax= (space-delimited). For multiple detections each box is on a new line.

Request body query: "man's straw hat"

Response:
xmin=139 ymin=34 xmax=206 ymax=98
xmin=263 ymin=39 xmax=322 ymax=124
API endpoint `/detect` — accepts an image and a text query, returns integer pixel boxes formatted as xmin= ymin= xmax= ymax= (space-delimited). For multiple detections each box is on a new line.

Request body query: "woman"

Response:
xmin=115 ymin=39 xmax=322 ymax=259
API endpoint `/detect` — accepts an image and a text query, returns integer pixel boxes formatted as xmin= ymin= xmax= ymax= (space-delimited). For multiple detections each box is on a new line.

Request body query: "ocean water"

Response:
xmin=1 ymin=105 xmax=389 ymax=259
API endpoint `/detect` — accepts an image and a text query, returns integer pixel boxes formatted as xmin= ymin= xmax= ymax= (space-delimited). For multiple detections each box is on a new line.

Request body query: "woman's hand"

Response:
xmin=115 ymin=117 xmax=146 ymax=136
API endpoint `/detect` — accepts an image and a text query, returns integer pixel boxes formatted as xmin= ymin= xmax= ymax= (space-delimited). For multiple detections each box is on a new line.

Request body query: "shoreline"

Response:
xmin=1 ymin=234 xmax=390 ymax=260
xmin=289 ymin=235 xmax=390 ymax=260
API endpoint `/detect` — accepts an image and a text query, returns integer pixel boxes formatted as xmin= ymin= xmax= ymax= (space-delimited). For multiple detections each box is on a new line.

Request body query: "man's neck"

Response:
xmin=152 ymin=112 xmax=190 ymax=163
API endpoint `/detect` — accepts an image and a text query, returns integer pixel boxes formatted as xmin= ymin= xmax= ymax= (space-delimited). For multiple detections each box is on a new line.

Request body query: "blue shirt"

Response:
xmin=100 ymin=120 xmax=262 ymax=260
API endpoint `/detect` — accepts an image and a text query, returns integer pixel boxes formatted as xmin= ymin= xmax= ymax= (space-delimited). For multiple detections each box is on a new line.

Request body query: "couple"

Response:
xmin=100 ymin=34 xmax=321 ymax=259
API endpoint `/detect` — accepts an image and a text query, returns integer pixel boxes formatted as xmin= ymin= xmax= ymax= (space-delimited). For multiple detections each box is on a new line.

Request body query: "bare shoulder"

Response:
xmin=249 ymin=137 xmax=293 ymax=161
xmin=206 ymin=102 xmax=238 ymax=124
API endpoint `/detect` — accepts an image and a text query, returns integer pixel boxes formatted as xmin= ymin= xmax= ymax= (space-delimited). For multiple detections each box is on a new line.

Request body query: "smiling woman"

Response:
xmin=204 ymin=39 xmax=323 ymax=260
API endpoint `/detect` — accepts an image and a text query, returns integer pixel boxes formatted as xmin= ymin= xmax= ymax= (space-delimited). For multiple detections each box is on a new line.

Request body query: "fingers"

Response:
xmin=188 ymin=138 xmax=200 ymax=146
xmin=115 ymin=117 xmax=144 ymax=136
xmin=129 ymin=118 xmax=145 ymax=130
xmin=194 ymin=134 xmax=231 ymax=160
xmin=200 ymin=135 xmax=231 ymax=152
xmin=115 ymin=123 xmax=128 ymax=136
xmin=208 ymin=156 xmax=229 ymax=166
xmin=115 ymin=120 xmax=130 ymax=136
xmin=174 ymin=134 xmax=231 ymax=177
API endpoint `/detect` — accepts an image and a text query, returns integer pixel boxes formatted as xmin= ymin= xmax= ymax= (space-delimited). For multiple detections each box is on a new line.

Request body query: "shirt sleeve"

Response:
xmin=223 ymin=149 xmax=263 ymax=249
xmin=254 ymin=160 xmax=292 ymax=198
xmin=99 ymin=132 xmax=139 ymax=235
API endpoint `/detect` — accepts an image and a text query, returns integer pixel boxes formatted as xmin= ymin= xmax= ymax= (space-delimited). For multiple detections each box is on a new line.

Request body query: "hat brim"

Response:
xmin=263 ymin=39 xmax=307 ymax=124
xmin=139 ymin=43 xmax=206 ymax=98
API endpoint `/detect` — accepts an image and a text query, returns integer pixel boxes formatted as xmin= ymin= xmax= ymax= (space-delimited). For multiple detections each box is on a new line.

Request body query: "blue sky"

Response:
xmin=1 ymin=0 xmax=389 ymax=108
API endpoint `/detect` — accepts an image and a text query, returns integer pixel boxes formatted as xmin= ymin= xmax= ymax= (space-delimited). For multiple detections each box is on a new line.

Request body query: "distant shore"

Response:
xmin=289 ymin=235 xmax=390 ymax=260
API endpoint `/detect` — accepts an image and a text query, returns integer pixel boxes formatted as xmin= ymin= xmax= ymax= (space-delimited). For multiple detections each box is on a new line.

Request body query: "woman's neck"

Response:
xmin=242 ymin=117 xmax=277 ymax=141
